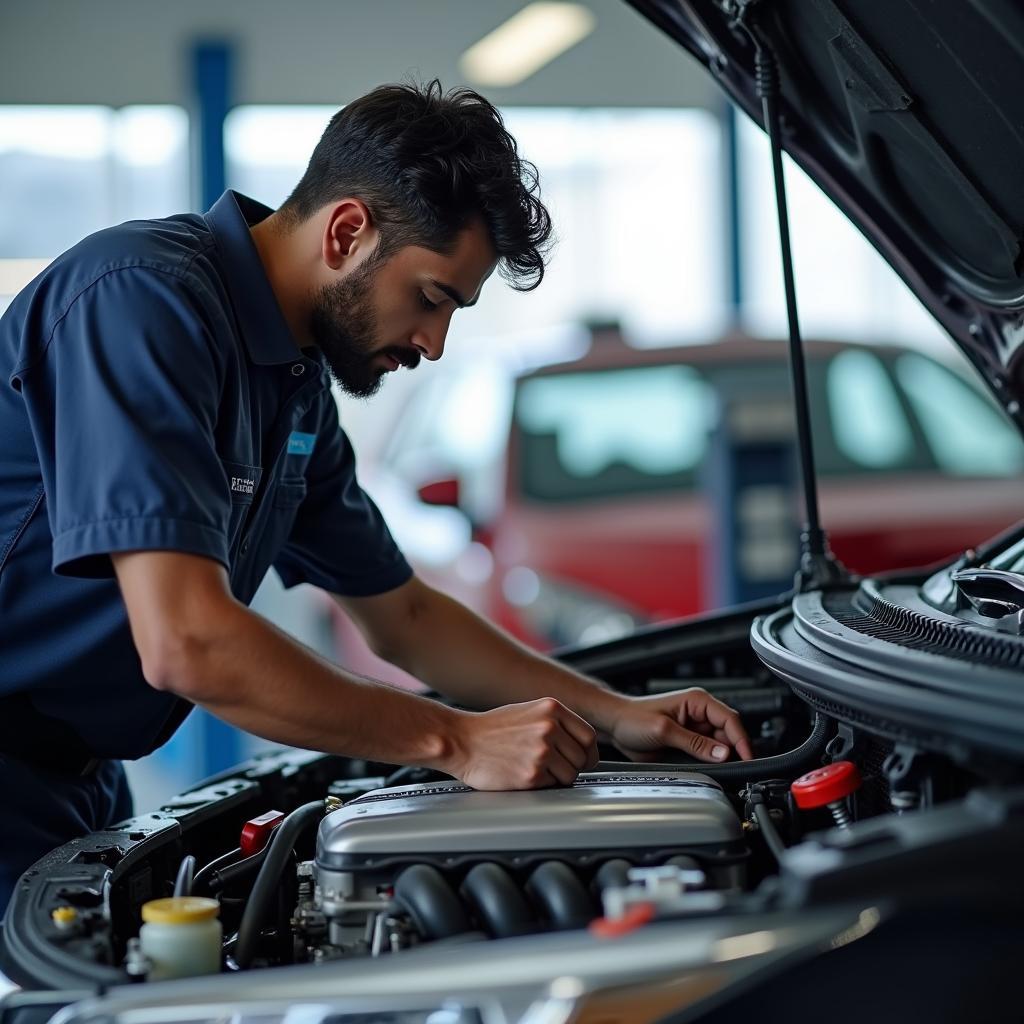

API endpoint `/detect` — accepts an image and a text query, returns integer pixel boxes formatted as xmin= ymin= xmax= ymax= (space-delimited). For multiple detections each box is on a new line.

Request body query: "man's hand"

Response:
xmin=447 ymin=697 xmax=599 ymax=790
xmin=604 ymin=689 xmax=754 ymax=764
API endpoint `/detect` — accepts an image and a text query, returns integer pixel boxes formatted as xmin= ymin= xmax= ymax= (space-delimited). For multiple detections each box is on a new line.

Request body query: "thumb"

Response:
xmin=660 ymin=718 xmax=730 ymax=763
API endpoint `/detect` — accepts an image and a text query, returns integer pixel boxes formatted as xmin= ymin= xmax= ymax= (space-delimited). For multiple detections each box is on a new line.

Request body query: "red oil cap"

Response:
xmin=240 ymin=810 xmax=285 ymax=857
xmin=791 ymin=761 xmax=861 ymax=809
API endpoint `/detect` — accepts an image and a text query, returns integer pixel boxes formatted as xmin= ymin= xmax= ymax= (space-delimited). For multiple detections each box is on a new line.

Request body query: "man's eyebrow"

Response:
xmin=430 ymin=279 xmax=478 ymax=308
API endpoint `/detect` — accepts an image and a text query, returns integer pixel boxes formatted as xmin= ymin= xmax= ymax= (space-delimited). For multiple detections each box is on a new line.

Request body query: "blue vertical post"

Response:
xmin=193 ymin=41 xmax=231 ymax=211
xmin=722 ymin=101 xmax=743 ymax=329
xmin=191 ymin=39 xmax=242 ymax=775
xmin=702 ymin=401 xmax=798 ymax=608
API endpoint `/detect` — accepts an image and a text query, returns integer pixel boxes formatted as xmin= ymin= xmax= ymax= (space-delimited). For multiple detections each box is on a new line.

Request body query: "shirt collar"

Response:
xmin=204 ymin=190 xmax=304 ymax=367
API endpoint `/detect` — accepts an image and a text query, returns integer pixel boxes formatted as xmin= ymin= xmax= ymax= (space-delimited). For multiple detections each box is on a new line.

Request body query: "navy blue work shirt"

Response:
xmin=0 ymin=190 xmax=413 ymax=761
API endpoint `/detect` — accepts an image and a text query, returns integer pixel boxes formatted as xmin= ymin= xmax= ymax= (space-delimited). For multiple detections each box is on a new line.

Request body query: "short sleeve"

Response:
xmin=273 ymin=395 xmax=413 ymax=596
xmin=14 ymin=267 xmax=232 ymax=577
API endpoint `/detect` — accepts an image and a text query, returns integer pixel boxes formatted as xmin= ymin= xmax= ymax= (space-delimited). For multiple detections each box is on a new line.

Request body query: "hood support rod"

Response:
xmin=737 ymin=5 xmax=848 ymax=590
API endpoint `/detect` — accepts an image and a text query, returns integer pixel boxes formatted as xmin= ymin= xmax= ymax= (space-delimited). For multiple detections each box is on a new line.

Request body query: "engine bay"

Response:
xmin=6 ymin=589 xmax=1023 ymax=994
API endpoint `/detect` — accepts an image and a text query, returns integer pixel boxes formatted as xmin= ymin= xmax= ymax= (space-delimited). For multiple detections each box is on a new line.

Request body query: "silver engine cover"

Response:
xmin=316 ymin=772 xmax=740 ymax=869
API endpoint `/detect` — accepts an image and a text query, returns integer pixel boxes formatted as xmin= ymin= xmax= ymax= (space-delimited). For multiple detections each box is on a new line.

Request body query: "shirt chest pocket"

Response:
xmin=273 ymin=475 xmax=308 ymax=510
xmin=251 ymin=474 xmax=308 ymax=568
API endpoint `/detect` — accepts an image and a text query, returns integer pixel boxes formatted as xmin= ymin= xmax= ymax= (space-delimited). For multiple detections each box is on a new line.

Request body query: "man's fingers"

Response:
xmin=543 ymin=747 xmax=580 ymax=787
xmin=685 ymin=693 xmax=753 ymax=761
xmin=551 ymin=730 xmax=591 ymax=772
xmin=552 ymin=701 xmax=599 ymax=756
xmin=659 ymin=719 xmax=732 ymax=763
xmin=532 ymin=698 xmax=598 ymax=775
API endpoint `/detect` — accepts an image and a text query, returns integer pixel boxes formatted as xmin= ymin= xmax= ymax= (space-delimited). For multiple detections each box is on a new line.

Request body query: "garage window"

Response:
xmin=225 ymin=105 xmax=724 ymax=346
xmin=0 ymin=105 xmax=189 ymax=312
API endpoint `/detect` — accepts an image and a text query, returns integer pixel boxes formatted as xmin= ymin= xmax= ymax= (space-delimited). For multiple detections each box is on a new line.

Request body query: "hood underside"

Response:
xmin=628 ymin=0 xmax=1024 ymax=423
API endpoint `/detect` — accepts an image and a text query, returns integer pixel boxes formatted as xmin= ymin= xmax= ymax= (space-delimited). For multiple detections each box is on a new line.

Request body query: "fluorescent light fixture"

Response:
xmin=460 ymin=2 xmax=596 ymax=88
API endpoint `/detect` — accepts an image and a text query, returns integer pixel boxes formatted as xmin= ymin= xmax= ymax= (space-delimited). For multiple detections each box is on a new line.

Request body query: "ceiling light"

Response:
xmin=460 ymin=3 xmax=596 ymax=88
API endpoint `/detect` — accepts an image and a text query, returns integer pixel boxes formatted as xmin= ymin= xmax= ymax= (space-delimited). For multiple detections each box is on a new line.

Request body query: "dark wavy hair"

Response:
xmin=279 ymin=80 xmax=553 ymax=291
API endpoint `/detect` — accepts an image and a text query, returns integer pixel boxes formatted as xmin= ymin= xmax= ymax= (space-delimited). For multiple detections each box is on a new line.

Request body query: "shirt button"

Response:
xmin=240 ymin=537 xmax=251 ymax=556
xmin=291 ymin=363 xmax=305 ymax=376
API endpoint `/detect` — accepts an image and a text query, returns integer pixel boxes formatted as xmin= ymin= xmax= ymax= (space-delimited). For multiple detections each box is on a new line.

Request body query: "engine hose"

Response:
xmin=384 ymin=765 xmax=447 ymax=787
xmin=193 ymin=846 xmax=243 ymax=893
xmin=459 ymin=862 xmax=536 ymax=938
xmin=234 ymin=800 xmax=325 ymax=969
xmin=206 ymin=827 xmax=285 ymax=893
xmin=752 ymin=801 xmax=787 ymax=864
xmin=595 ymin=712 xmax=832 ymax=782
xmin=593 ymin=858 xmax=633 ymax=894
xmin=173 ymin=854 xmax=196 ymax=897
xmin=526 ymin=861 xmax=595 ymax=931
xmin=394 ymin=863 xmax=472 ymax=940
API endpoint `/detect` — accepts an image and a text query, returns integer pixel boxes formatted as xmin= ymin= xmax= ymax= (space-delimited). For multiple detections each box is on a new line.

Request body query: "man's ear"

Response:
xmin=322 ymin=198 xmax=378 ymax=271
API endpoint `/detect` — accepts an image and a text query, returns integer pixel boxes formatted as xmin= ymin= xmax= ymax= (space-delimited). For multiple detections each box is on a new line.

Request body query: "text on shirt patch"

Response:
xmin=287 ymin=431 xmax=316 ymax=456
xmin=231 ymin=476 xmax=256 ymax=496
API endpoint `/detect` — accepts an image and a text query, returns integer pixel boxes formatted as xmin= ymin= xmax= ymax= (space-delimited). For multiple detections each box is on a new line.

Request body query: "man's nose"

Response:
xmin=411 ymin=322 xmax=448 ymax=362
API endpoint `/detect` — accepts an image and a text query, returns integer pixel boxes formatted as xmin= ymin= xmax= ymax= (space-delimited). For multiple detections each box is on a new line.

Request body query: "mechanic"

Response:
xmin=0 ymin=81 xmax=752 ymax=910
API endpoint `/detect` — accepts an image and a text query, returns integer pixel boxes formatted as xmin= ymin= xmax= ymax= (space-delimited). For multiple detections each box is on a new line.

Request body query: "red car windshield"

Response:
xmin=511 ymin=351 xmax=1023 ymax=505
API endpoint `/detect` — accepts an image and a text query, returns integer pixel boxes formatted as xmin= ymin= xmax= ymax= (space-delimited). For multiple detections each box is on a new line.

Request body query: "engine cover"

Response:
xmin=316 ymin=772 xmax=741 ymax=871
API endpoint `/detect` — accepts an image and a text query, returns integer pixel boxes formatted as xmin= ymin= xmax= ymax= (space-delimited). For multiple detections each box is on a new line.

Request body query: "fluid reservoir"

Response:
xmin=139 ymin=897 xmax=222 ymax=979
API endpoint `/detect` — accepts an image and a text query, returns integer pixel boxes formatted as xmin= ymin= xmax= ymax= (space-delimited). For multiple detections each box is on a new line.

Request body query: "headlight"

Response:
xmin=502 ymin=569 xmax=646 ymax=647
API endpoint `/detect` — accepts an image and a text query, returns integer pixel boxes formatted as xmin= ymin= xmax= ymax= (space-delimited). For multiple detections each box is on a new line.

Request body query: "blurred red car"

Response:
xmin=343 ymin=335 xmax=1024 ymax=658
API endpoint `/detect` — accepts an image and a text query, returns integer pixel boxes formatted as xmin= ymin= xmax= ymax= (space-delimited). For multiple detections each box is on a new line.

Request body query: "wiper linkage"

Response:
xmin=733 ymin=1 xmax=850 ymax=592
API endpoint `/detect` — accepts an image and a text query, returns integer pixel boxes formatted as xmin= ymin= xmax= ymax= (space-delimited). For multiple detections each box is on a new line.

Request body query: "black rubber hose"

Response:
xmin=384 ymin=765 xmax=449 ymax=787
xmin=594 ymin=712 xmax=831 ymax=782
xmin=593 ymin=858 xmax=633 ymax=894
xmin=173 ymin=854 xmax=196 ymax=897
xmin=752 ymin=802 xmax=788 ymax=864
xmin=206 ymin=826 xmax=286 ymax=893
xmin=526 ymin=862 xmax=596 ymax=931
xmin=394 ymin=864 xmax=472 ymax=940
xmin=459 ymin=862 xmax=536 ymax=938
xmin=193 ymin=847 xmax=243 ymax=893
xmin=234 ymin=800 xmax=324 ymax=969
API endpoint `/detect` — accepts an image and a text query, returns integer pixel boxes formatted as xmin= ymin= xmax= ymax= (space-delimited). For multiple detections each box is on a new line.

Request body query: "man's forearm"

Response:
xmin=114 ymin=552 xmax=609 ymax=790
xmin=149 ymin=598 xmax=462 ymax=769
xmin=377 ymin=584 xmax=625 ymax=732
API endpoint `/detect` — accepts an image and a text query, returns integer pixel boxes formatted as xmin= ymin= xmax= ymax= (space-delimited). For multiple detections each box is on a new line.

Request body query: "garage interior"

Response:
xmin=2 ymin=2 xmax=1024 ymax=1015
xmin=3 ymin=0 xmax=990 ymax=804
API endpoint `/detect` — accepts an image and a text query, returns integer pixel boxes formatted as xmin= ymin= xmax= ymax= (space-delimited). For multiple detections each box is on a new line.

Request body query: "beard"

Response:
xmin=309 ymin=259 xmax=420 ymax=399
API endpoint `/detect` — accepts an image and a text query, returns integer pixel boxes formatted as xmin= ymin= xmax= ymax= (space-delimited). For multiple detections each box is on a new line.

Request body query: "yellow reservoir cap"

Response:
xmin=141 ymin=897 xmax=220 ymax=925
xmin=52 ymin=906 xmax=78 ymax=925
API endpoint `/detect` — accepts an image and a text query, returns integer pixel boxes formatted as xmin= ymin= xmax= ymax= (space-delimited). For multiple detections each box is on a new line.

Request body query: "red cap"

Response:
xmin=791 ymin=761 xmax=861 ymax=809
xmin=240 ymin=810 xmax=285 ymax=857
xmin=589 ymin=902 xmax=656 ymax=939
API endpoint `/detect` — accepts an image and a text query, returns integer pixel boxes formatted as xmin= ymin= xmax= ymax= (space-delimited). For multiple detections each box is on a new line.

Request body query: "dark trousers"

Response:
xmin=0 ymin=756 xmax=133 ymax=916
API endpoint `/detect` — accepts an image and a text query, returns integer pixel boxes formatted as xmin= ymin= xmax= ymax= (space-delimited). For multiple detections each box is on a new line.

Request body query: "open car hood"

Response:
xmin=627 ymin=0 xmax=1024 ymax=426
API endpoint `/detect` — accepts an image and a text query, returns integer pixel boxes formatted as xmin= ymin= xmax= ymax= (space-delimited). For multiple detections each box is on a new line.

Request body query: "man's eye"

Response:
xmin=419 ymin=292 xmax=438 ymax=311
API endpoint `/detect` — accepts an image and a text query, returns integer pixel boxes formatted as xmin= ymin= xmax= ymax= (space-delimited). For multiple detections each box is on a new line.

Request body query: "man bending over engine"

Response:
xmin=0 ymin=81 xmax=751 ymax=910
